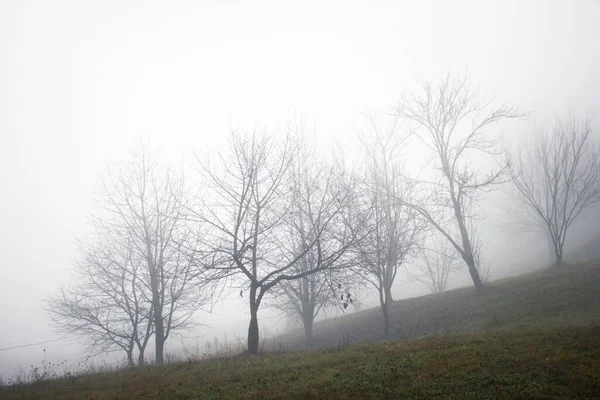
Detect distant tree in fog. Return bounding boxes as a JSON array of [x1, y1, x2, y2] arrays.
[[47, 237, 153, 368], [397, 74, 524, 294], [507, 116, 600, 267], [97, 145, 211, 365], [49, 144, 210, 366], [410, 235, 459, 294], [194, 131, 360, 354], [270, 140, 363, 347], [352, 115, 425, 338]]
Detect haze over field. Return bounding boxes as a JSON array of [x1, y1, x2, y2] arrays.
[[1, 0, 599, 379]]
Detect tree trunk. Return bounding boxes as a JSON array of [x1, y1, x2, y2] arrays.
[[247, 308, 259, 354], [382, 301, 390, 338], [154, 305, 165, 364], [463, 251, 484, 294], [150, 273, 165, 364], [453, 201, 484, 294], [554, 246, 565, 268], [303, 316, 314, 348], [138, 349, 145, 366], [144, 224, 165, 365], [301, 286, 314, 348], [544, 226, 555, 267], [126, 350, 134, 368], [247, 285, 260, 354], [381, 286, 392, 338]]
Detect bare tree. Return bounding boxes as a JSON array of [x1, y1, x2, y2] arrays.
[[270, 142, 362, 347], [196, 131, 359, 354], [507, 116, 600, 267], [89, 144, 208, 365], [352, 116, 424, 338], [496, 189, 558, 267], [47, 235, 153, 367], [271, 270, 358, 347], [410, 235, 459, 294], [397, 74, 524, 294]]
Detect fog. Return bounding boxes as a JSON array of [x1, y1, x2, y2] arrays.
[[1, 0, 599, 379]]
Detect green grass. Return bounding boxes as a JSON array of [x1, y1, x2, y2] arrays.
[[4, 261, 600, 399], [3, 326, 600, 399]]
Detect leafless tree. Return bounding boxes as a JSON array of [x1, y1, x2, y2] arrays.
[[47, 235, 153, 367], [396, 74, 524, 294], [196, 131, 360, 354], [507, 116, 600, 267], [496, 189, 558, 266], [352, 115, 425, 338], [269, 141, 363, 347], [410, 235, 459, 294], [89, 144, 208, 365]]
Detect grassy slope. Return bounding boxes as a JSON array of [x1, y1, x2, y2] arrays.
[[4, 262, 600, 399], [3, 327, 599, 399], [279, 261, 600, 350]]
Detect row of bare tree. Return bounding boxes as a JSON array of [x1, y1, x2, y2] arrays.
[[47, 74, 600, 362]]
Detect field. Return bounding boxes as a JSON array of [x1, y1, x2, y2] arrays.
[[3, 261, 600, 399]]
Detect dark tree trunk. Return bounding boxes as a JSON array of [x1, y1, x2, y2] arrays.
[[247, 308, 259, 354], [545, 226, 565, 267], [463, 251, 484, 294], [154, 304, 165, 364], [144, 226, 165, 365], [380, 285, 393, 338], [454, 201, 484, 295], [150, 274, 165, 364], [303, 316, 314, 348], [301, 288, 314, 348], [138, 349, 145, 366], [545, 226, 555, 267], [554, 248, 565, 268], [126, 350, 134, 368], [247, 285, 260, 354], [382, 302, 390, 338]]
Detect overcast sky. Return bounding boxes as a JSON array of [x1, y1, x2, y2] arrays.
[[1, 0, 599, 378]]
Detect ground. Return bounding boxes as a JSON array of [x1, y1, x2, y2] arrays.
[[3, 261, 600, 399]]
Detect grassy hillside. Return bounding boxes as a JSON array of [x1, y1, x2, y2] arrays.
[[3, 262, 600, 399], [279, 261, 600, 350], [3, 326, 599, 399]]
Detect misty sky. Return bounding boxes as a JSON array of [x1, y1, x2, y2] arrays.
[[1, 0, 599, 378]]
